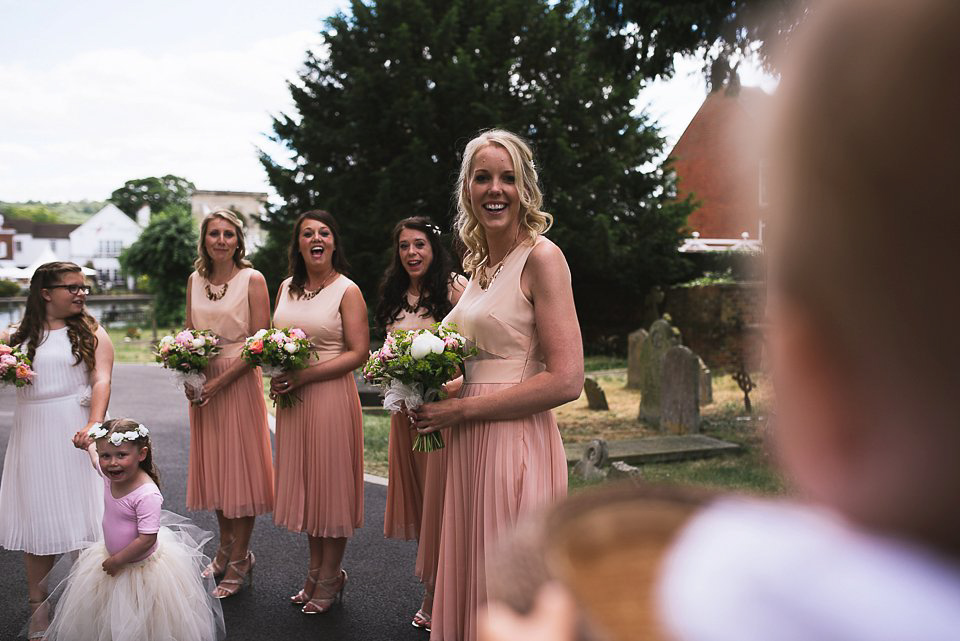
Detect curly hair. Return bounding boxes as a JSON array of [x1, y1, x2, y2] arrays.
[[454, 129, 553, 275], [287, 210, 351, 298], [98, 418, 161, 488], [194, 209, 253, 278], [374, 216, 459, 331], [10, 262, 99, 370]]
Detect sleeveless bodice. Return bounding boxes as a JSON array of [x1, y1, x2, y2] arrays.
[[444, 237, 548, 384], [190, 268, 258, 359], [17, 327, 92, 403], [273, 275, 353, 364]]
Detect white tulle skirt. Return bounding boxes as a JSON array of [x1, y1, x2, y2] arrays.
[[37, 513, 225, 641]]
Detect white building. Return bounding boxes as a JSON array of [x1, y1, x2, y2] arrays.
[[69, 204, 143, 289], [0, 215, 76, 268]]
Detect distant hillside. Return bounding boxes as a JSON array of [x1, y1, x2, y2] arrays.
[[0, 200, 106, 224]]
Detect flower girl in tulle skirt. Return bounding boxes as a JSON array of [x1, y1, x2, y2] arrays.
[[34, 418, 225, 641]]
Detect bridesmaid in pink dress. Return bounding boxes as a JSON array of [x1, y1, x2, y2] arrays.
[[270, 210, 369, 615], [411, 130, 584, 641], [374, 216, 466, 632], [185, 210, 275, 598]]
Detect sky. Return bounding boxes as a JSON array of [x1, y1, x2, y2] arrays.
[[0, 0, 776, 204]]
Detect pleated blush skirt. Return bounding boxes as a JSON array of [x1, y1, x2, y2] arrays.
[[415, 439, 447, 592], [273, 370, 364, 538], [384, 411, 429, 540], [187, 358, 275, 518], [430, 382, 568, 641]]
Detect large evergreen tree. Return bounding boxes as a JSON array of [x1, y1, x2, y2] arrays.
[[259, 0, 694, 340]]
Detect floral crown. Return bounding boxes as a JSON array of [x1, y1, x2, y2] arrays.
[[87, 423, 150, 447]]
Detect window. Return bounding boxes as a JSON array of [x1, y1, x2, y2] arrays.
[[50, 240, 57, 250], [15, 241, 22, 252], [96, 240, 124, 257]]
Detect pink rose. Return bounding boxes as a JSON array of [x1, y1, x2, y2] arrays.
[[270, 332, 285, 343], [443, 337, 459, 350], [16, 364, 32, 380], [0, 344, 12, 355], [290, 328, 306, 340], [175, 330, 193, 346], [1, 354, 16, 366], [249, 339, 264, 355]]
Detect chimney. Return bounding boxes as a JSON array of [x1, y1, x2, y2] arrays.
[[136, 205, 151, 227]]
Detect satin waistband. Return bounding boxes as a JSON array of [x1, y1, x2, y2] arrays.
[[464, 358, 545, 384]]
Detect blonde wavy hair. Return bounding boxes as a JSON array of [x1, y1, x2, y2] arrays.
[[454, 129, 553, 275], [194, 209, 253, 278]]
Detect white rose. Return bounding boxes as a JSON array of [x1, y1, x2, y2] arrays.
[[108, 432, 125, 446], [137, 424, 149, 437], [191, 337, 205, 349], [123, 431, 139, 441], [283, 342, 299, 354], [410, 332, 445, 360], [253, 329, 268, 340], [87, 422, 103, 437], [159, 335, 175, 346]]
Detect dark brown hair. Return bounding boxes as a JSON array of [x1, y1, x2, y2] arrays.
[[99, 418, 161, 488], [287, 210, 351, 298], [11, 262, 98, 369]]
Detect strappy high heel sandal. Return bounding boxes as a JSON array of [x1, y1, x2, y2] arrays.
[[301, 569, 347, 614], [411, 608, 432, 632], [202, 536, 235, 579], [290, 567, 322, 605], [212, 551, 255, 599]]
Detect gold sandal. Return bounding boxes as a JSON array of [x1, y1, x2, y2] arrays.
[[202, 536, 235, 579], [212, 551, 255, 599], [302, 569, 347, 614]]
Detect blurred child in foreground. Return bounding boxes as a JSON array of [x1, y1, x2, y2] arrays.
[[481, 0, 960, 639]]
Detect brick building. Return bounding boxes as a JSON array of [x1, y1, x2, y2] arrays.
[[669, 85, 770, 245]]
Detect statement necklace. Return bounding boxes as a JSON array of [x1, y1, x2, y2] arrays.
[[477, 238, 522, 291], [205, 267, 237, 301], [401, 291, 421, 314], [301, 271, 337, 300], [205, 282, 228, 301]]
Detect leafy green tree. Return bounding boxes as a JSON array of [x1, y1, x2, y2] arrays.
[[260, 0, 694, 339], [109, 175, 196, 220], [589, 0, 807, 89], [120, 206, 197, 326]]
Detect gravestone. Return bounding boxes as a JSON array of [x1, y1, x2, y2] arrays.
[[660, 345, 700, 435], [637, 317, 681, 425], [698, 357, 713, 406], [583, 377, 609, 410], [626, 328, 648, 389], [608, 460, 642, 479], [572, 439, 609, 481]]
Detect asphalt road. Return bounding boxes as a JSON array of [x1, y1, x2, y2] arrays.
[[0, 364, 428, 641]]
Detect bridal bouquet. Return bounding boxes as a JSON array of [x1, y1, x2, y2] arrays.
[[241, 327, 313, 408], [155, 329, 221, 399], [0, 342, 35, 388], [362, 323, 474, 452]]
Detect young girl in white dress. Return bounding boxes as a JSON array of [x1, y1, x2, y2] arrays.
[[0, 262, 112, 638], [39, 418, 225, 641]]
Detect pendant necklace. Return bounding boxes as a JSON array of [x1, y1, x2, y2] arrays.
[[401, 289, 421, 314], [477, 236, 521, 291]]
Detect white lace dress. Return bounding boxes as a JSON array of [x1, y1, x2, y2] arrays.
[[0, 327, 103, 554]]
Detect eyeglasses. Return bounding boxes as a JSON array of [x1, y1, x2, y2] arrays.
[[47, 284, 92, 295]]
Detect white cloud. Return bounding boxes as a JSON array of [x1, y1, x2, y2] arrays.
[[0, 30, 323, 201]]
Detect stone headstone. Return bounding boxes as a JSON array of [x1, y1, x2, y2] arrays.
[[583, 376, 609, 410], [572, 439, 609, 481], [660, 345, 700, 435], [637, 317, 681, 425], [698, 357, 713, 406], [626, 328, 648, 389], [608, 460, 642, 479]]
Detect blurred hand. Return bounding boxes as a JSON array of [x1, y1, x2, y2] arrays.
[[410, 397, 465, 433]]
